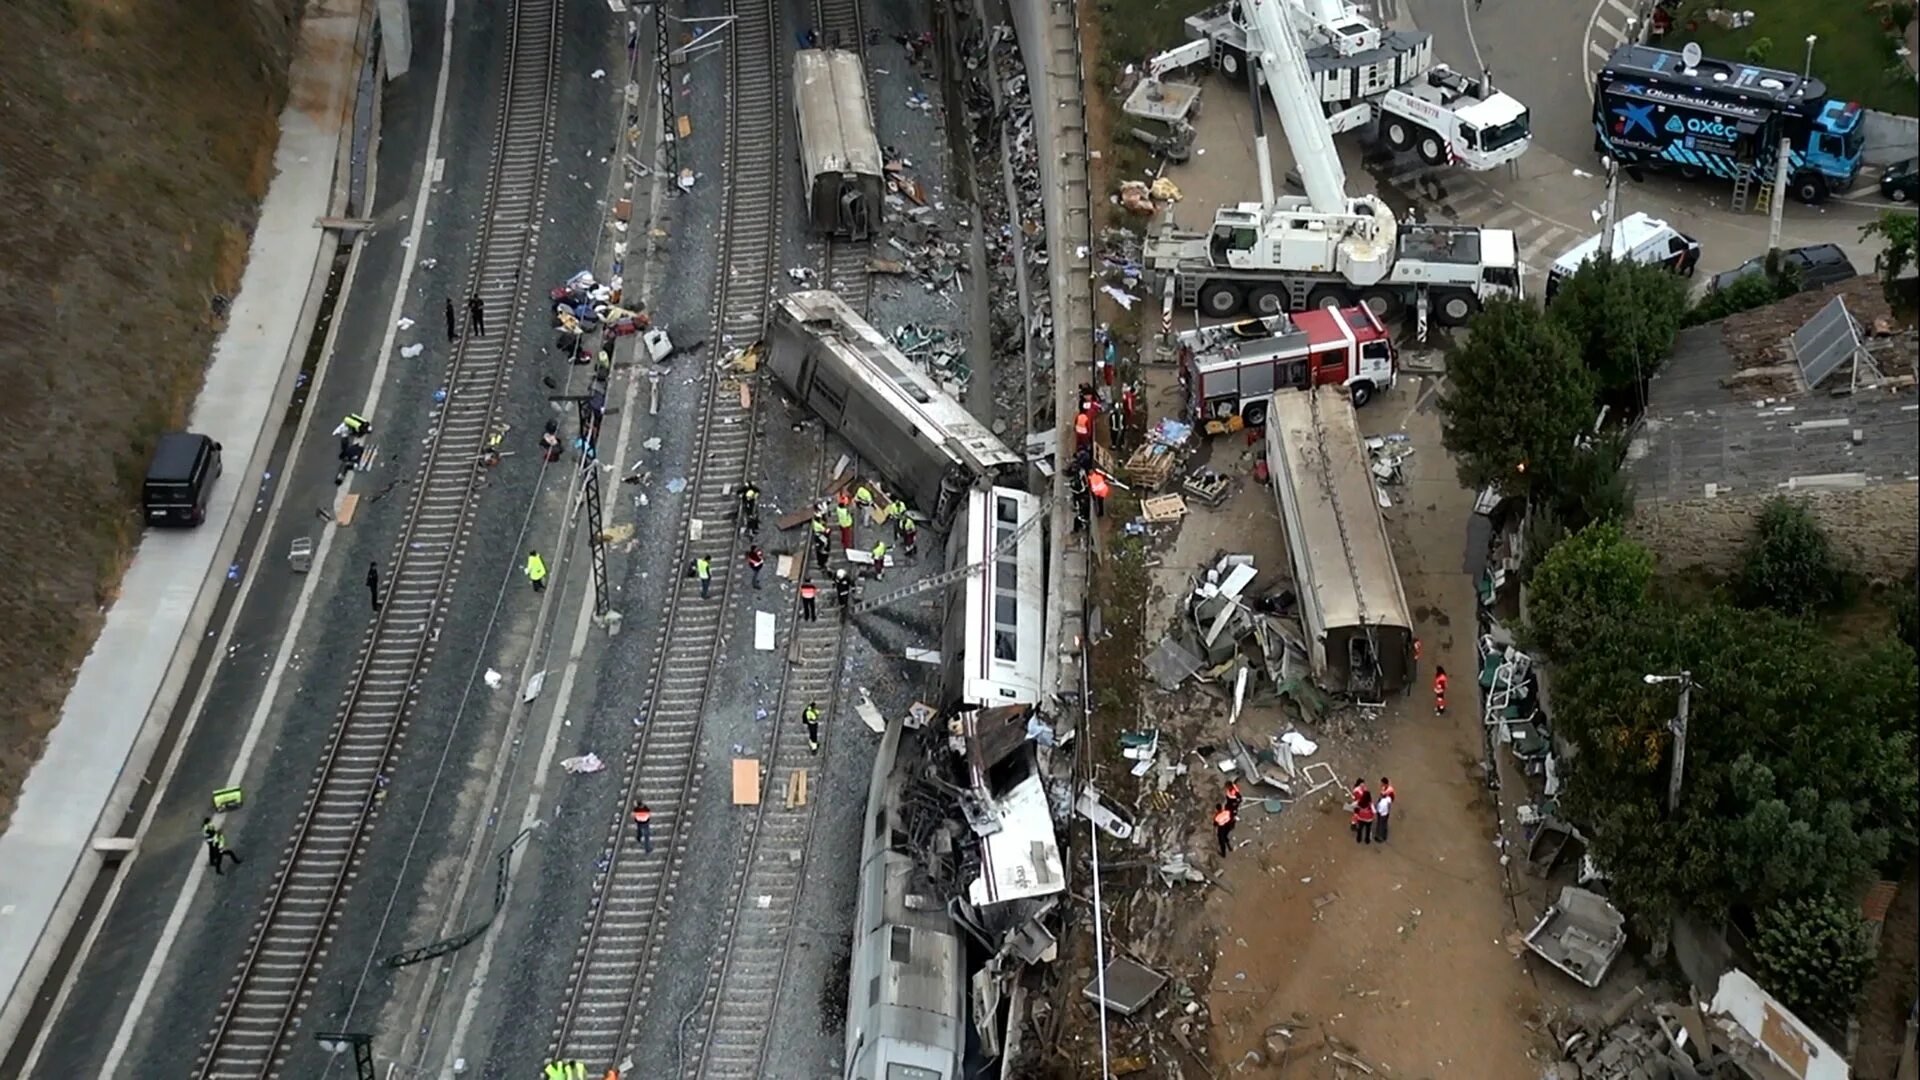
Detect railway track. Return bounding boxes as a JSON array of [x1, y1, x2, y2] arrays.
[[545, 0, 782, 1069], [672, 6, 874, 1074], [674, 441, 851, 1078], [193, 1, 564, 1076], [819, 0, 873, 308]]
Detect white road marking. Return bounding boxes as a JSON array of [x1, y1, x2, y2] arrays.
[[16, 85, 394, 1080], [1594, 16, 1622, 42], [1606, 0, 1637, 20], [1590, 40, 1612, 60], [92, 0, 463, 1074]]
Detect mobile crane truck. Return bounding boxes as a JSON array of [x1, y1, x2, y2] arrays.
[[1126, 0, 1533, 171], [1143, 0, 1523, 326]]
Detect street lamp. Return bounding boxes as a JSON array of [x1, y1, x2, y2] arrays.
[[1643, 671, 1694, 812], [1802, 34, 1818, 84]]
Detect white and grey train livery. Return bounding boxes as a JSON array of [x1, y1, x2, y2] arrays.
[[844, 718, 967, 1080], [943, 486, 1046, 713], [769, 290, 1025, 529], [793, 48, 885, 240]]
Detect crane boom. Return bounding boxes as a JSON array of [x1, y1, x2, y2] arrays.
[[1245, 0, 1348, 214]]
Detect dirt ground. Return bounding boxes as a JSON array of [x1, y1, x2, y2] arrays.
[[1138, 374, 1554, 1078], [0, 0, 298, 829]]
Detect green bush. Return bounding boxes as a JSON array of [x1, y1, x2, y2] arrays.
[[1744, 36, 1774, 63], [1525, 521, 1654, 659], [1737, 497, 1844, 615], [1751, 893, 1876, 1025], [1685, 269, 1795, 326]]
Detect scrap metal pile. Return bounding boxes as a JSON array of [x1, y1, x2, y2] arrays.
[[962, 21, 1055, 438]]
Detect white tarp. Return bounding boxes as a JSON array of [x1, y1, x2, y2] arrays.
[[969, 774, 1066, 907]]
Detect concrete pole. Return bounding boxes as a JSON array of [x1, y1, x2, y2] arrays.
[[1767, 137, 1792, 255], [1666, 672, 1691, 813], [1600, 157, 1621, 262]]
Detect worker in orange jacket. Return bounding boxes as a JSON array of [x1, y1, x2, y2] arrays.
[[1433, 665, 1448, 715]]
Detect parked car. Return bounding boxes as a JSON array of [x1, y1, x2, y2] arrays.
[[1882, 157, 1918, 203], [1707, 244, 1858, 296]]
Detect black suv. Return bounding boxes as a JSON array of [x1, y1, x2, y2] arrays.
[[1708, 244, 1858, 296]]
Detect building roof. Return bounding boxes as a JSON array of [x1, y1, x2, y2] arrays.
[[1627, 323, 1920, 503]]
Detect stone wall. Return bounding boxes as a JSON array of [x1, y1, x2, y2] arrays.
[[1630, 482, 1920, 580]]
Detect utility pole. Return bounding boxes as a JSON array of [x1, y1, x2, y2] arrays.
[[1599, 156, 1621, 262], [1667, 673, 1691, 813], [314, 1032, 375, 1080], [1766, 136, 1792, 256]]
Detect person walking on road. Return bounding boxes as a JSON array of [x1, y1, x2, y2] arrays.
[[695, 555, 713, 599], [799, 579, 819, 622], [525, 550, 548, 592], [466, 293, 486, 337], [1352, 790, 1375, 844], [834, 568, 854, 616], [803, 701, 822, 754], [1374, 781, 1393, 843], [745, 545, 765, 589], [1433, 665, 1448, 715], [203, 817, 241, 875], [366, 561, 382, 612], [444, 297, 459, 341], [1213, 804, 1236, 856], [631, 801, 653, 853]]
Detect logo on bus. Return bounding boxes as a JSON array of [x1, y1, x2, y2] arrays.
[[1664, 115, 1737, 140]]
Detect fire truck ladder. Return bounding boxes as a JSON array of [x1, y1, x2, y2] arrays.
[[1305, 390, 1385, 706], [851, 501, 1047, 615]]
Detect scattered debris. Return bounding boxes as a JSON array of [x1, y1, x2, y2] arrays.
[[1525, 886, 1626, 988], [561, 753, 604, 774]]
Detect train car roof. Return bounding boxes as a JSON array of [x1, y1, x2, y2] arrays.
[[1265, 386, 1412, 634], [778, 290, 1021, 472], [794, 48, 884, 178]]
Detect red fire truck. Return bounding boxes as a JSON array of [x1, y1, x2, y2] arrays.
[[1177, 305, 1397, 429]]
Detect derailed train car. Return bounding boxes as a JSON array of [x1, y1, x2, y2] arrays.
[[793, 48, 885, 239], [768, 290, 1024, 528], [844, 718, 966, 1080]]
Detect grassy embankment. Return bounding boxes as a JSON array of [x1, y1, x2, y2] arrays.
[[0, 0, 300, 829]]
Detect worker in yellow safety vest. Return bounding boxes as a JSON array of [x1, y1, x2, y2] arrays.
[[542, 1060, 587, 1080], [525, 551, 548, 592]]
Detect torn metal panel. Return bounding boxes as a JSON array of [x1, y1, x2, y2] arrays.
[[1708, 969, 1849, 1080], [1525, 886, 1626, 988], [969, 774, 1065, 907], [1082, 956, 1168, 1016], [1144, 635, 1201, 691]]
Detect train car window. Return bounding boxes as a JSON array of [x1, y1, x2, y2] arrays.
[[995, 595, 1018, 627], [996, 557, 1017, 588], [890, 925, 913, 962], [996, 496, 1018, 523], [869, 975, 882, 1007], [994, 630, 1017, 662]]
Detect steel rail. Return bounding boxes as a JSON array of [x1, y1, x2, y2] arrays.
[[544, 0, 782, 1070], [193, 1, 564, 1075]]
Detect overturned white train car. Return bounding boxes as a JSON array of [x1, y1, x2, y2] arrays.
[[769, 290, 1024, 528]]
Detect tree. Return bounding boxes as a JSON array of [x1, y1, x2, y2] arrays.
[[1437, 299, 1595, 500], [1862, 210, 1918, 301], [1737, 496, 1844, 615], [1552, 603, 1918, 925], [1547, 257, 1689, 396], [1685, 267, 1796, 326], [1751, 893, 1876, 1025], [1547, 431, 1633, 529], [1525, 521, 1653, 659]]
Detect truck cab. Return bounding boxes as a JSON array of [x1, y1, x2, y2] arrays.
[[1178, 305, 1397, 425]]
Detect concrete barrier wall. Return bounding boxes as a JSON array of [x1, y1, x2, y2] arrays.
[[1861, 109, 1919, 167], [1629, 482, 1920, 580], [1010, 0, 1096, 704]]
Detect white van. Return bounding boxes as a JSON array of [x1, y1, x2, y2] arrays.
[[1544, 212, 1701, 303]]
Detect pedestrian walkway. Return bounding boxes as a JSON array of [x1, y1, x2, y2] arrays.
[[0, 0, 367, 1049]]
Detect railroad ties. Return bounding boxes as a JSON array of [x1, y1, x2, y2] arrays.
[[546, 0, 783, 1070], [193, 1, 563, 1076]]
